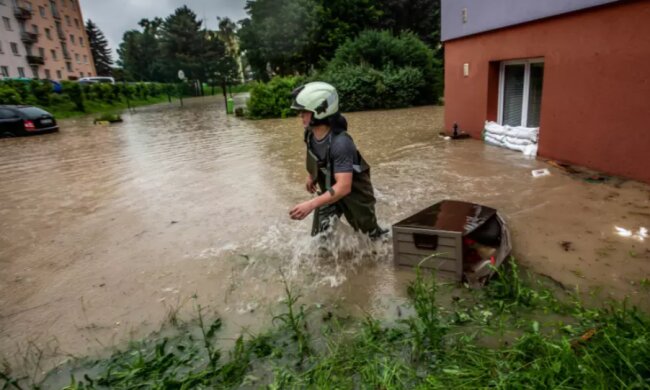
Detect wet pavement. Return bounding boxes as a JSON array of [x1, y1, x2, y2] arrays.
[[1, 95, 649, 374]]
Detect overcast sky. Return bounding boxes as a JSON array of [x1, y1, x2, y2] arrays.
[[81, 0, 248, 61]]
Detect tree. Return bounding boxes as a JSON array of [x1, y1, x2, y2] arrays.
[[117, 18, 164, 81], [238, 0, 319, 80], [377, 0, 441, 47], [86, 20, 114, 76], [159, 6, 204, 82]]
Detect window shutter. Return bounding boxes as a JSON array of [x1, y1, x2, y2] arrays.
[[502, 64, 525, 126], [526, 63, 544, 127]]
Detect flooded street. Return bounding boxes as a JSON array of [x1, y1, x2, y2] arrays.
[[1, 95, 649, 374]]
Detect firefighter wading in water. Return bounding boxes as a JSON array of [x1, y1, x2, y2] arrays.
[[288, 82, 387, 239]]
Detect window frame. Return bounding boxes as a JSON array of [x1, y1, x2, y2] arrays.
[[497, 58, 544, 127]]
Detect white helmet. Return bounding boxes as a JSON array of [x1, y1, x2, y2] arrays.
[[291, 81, 339, 120]]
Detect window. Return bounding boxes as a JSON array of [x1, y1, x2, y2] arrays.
[[50, 49, 57, 60], [45, 28, 51, 39], [79, 72, 83, 77], [45, 69, 51, 79], [38, 47, 45, 58], [74, 18, 79, 28], [75, 53, 79, 62], [1, 66, 9, 77], [32, 24, 38, 34], [3, 16, 11, 31], [10, 42, 19, 55], [39, 6, 45, 17], [31, 65, 38, 78], [65, 15, 70, 26], [56, 69, 61, 79], [0, 41, 3, 53], [79, 37, 83, 46], [18, 67, 25, 77], [69, 34, 75, 44], [498, 59, 545, 128], [83, 55, 87, 64], [65, 61, 72, 71]]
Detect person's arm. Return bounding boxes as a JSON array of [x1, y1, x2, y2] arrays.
[[290, 172, 352, 220]]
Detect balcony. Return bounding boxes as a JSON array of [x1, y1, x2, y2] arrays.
[[13, 6, 33, 20], [21, 31, 39, 44], [52, 10, 61, 20], [27, 55, 45, 65]]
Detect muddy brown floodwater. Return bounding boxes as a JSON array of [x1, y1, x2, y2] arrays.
[[1, 95, 649, 376]]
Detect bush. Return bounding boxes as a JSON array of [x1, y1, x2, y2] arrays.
[[324, 30, 441, 107], [30, 80, 52, 106], [0, 84, 22, 104], [247, 76, 302, 119], [319, 65, 425, 111], [62, 81, 85, 112]]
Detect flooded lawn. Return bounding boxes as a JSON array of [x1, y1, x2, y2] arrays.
[[1, 95, 649, 375]]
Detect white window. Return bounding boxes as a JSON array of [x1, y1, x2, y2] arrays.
[[498, 59, 545, 128], [31, 65, 38, 78], [66, 61, 72, 71], [45, 28, 51, 39], [69, 34, 75, 44], [75, 53, 79, 62], [65, 15, 70, 26], [18, 67, 25, 77], [39, 6, 45, 17], [3, 16, 11, 31], [45, 69, 51, 79], [38, 47, 45, 57], [83, 55, 87, 63], [56, 69, 62, 79], [1, 66, 9, 77], [10, 42, 19, 55], [50, 49, 57, 60]]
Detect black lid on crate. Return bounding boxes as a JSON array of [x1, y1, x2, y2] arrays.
[[393, 200, 496, 235]]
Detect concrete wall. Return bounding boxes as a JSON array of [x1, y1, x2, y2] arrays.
[[443, 1, 650, 183], [442, 0, 620, 41], [0, 1, 31, 78]]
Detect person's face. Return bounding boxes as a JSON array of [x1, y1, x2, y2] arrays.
[[299, 110, 312, 128]]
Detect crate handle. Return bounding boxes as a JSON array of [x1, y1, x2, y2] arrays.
[[413, 234, 438, 250]]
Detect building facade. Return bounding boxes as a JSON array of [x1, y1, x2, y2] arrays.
[[0, 0, 96, 80], [441, 0, 650, 183]]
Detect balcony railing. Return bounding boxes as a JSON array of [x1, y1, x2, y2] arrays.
[[13, 6, 33, 20], [20, 31, 39, 44], [27, 55, 45, 65]]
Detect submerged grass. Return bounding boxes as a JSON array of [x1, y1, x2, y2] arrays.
[[6, 257, 649, 389]]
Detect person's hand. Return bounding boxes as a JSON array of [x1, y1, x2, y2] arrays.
[[305, 175, 316, 193], [290, 200, 316, 220]]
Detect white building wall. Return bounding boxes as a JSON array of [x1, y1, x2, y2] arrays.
[[0, 0, 31, 79]]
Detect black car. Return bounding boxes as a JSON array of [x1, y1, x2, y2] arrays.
[[0, 105, 59, 137]]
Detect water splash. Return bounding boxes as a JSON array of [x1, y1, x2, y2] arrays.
[[255, 218, 392, 287]]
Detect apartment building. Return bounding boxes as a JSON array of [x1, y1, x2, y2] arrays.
[[0, 0, 96, 80]]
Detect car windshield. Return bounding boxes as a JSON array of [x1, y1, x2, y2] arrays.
[[18, 107, 51, 119]]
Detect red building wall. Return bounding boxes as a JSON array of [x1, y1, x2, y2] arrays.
[[444, 1, 650, 183]]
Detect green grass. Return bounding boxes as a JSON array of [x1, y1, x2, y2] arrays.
[[43, 95, 172, 120], [4, 258, 649, 389]]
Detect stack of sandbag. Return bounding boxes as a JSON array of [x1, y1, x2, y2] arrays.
[[483, 121, 539, 157]]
